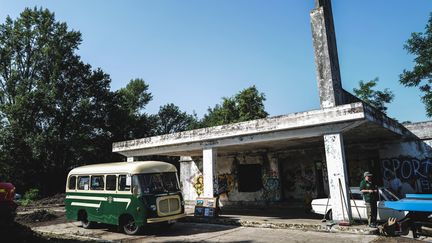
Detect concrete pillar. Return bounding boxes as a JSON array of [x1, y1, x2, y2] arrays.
[[323, 133, 352, 221], [311, 0, 344, 108], [266, 155, 281, 201], [203, 147, 217, 198], [179, 156, 200, 201]]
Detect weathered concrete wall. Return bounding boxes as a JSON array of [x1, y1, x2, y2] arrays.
[[344, 145, 380, 188], [279, 151, 321, 200], [180, 156, 202, 201], [181, 150, 322, 206], [376, 121, 432, 196], [379, 139, 432, 196]]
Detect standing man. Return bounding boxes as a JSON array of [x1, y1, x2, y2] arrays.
[[360, 171, 378, 228]]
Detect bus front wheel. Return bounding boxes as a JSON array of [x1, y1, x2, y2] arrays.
[[121, 215, 142, 235], [78, 210, 95, 229]]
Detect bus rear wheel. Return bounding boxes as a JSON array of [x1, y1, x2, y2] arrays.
[[122, 215, 142, 235]]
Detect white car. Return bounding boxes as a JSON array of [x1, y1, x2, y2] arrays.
[[311, 187, 407, 221]]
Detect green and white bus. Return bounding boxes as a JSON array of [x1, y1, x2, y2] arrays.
[[65, 161, 185, 235]]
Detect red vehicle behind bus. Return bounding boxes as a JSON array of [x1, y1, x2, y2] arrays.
[[0, 182, 17, 222]]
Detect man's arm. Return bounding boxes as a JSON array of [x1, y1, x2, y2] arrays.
[[360, 180, 377, 193]]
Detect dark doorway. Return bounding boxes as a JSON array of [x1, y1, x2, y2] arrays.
[[238, 164, 262, 192]]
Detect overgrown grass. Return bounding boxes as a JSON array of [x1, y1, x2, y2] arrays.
[[19, 188, 40, 206]]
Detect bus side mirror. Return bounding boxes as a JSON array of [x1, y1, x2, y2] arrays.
[[132, 186, 139, 196]]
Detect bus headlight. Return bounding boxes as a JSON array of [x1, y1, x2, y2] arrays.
[[150, 205, 157, 211]]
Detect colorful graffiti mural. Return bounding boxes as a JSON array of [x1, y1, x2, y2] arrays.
[[214, 174, 235, 196], [193, 175, 204, 196], [381, 157, 432, 195], [262, 170, 280, 201], [191, 174, 235, 197]]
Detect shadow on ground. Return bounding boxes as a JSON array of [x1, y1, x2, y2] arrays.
[[219, 207, 323, 220], [0, 221, 96, 243], [85, 221, 240, 237]]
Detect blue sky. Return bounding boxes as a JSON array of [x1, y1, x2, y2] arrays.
[[0, 0, 431, 122]]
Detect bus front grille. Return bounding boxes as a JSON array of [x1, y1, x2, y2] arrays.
[[157, 195, 181, 216]]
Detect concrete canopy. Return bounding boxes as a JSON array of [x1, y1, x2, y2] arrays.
[[112, 102, 414, 158]]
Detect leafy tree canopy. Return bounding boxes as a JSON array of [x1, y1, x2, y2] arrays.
[[201, 85, 268, 127], [117, 78, 152, 116], [153, 103, 199, 135], [0, 8, 153, 194], [353, 77, 394, 114], [400, 13, 432, 116]]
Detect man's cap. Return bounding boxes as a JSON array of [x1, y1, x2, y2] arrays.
[[364, 172, 373, 177]]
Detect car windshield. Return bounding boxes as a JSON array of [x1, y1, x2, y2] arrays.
[[137, 172, 179, 194], [380, 188, 400, 201]]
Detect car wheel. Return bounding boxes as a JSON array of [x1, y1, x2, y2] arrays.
[[122, 216, 142, 235], [325, 210, 333, 220]]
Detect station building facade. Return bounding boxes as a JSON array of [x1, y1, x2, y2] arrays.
[[111, 0, 432, 221]]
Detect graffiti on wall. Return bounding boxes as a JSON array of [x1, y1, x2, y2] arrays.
[[191, 174, 235, 197], [281, 162, 317, 200], [214, 174, 235, 196], [193, 175, 204, 196], [262, 170, 281, 201], [381, 157, 432, 195]]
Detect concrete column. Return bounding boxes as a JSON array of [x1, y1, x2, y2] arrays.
[[311, 0, 344, 108], [179, 156, 200, 201], [203, 147, 217, 198], [323, 133, 352, 221], [267, 155, 281, 201]]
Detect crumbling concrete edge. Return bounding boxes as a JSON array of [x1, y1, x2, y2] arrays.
[[181, 217, 378, 235]]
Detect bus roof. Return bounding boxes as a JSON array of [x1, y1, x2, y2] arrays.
[[68, 161, 177, 176]]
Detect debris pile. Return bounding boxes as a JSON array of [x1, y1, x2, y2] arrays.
[[16, 210, 58, 223]]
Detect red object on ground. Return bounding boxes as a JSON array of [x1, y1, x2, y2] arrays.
[[0, 182, 16, 202], [0, 182, 17, 222]]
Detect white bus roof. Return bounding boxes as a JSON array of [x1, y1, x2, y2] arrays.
[[68, 161, 177, 176]]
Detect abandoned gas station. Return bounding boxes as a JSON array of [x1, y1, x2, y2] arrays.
[[111, 0, 432, 222]]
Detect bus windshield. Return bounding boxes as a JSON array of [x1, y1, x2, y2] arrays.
[[137, 172, 179, 194]]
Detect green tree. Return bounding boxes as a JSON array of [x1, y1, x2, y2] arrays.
[[353, 78, 394, 114], [108, 78, 155, 141], [153, 103, 198, 135], [400, 13, 432, 116], [201, 85, 268, 127], [0, 7, 118, 193], [0, 8, 155, 194]]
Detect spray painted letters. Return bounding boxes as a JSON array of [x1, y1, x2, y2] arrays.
[[381, 157, 432, 193]]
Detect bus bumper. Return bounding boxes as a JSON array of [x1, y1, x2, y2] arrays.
[[147, 213, 186, 223]]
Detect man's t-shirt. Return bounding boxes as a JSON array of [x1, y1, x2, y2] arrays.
[[359, 179, 377, 203]]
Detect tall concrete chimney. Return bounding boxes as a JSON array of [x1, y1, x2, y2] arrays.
[[311, 0, 344, 108]]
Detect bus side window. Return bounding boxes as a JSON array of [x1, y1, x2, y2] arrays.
[[68, 176, 76, 190], [106, 175, 116, 191], [91, 175, 104, 190], [118, 175, 131, 191], [78, 176, 90, 190]]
